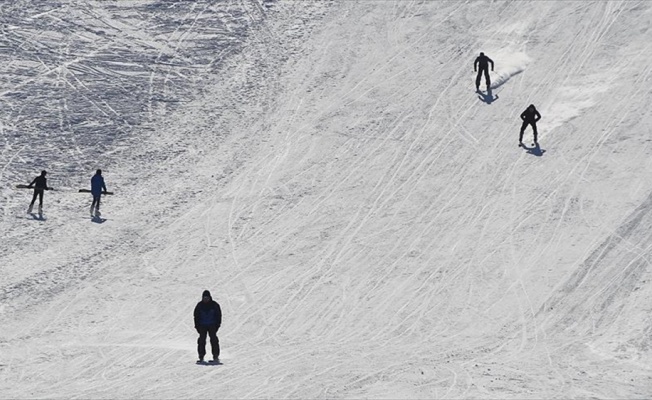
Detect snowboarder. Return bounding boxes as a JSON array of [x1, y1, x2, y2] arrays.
[[90, 169, 108, 216], [194, 290, 221, 363], [26, 170, 49, 214], [519, 104, 542, 146], [474, 52, 494, 92]]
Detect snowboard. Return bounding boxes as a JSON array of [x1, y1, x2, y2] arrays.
[[79, 189, 114, 195], [16, 184, 53, 190]]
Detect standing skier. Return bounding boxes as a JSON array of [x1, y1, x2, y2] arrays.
[[519, 104, 542, 146], [194, 290, 222, 363], [26, 170, 50, 214], [474, 52, 494, 92], [90, 169, 108, 216]]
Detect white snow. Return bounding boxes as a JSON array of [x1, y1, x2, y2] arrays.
[[1, 0, 652, 398], [486, 50, 530, 90]]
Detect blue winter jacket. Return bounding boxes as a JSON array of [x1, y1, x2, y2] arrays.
[[195, 303, 221, 327], [193, 291, 222, 329], [91, 175, 106, 197]]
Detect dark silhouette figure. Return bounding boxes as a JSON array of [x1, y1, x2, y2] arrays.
[[194, 290, 222, 363], [519, 104, 542, 146], [90, 169, 108, 215], [27, 170, 48, 214], [474, 52, 494, 92]]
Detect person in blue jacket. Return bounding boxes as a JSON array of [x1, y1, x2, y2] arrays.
[[90, 169, 108, 215], [193, 290, 222, 362]]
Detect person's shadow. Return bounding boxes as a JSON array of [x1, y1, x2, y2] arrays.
[[478, 88, 498, 104], [522, 142, 546, 157], [91, 215, 107, 224], [32, 213, 46, 221]]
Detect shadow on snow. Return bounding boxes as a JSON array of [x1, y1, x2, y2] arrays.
[[478, 88, 499, 104], [522, 142, 546, 157]]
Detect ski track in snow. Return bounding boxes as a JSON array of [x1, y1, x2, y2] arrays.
[[1, 0, 652, 398]]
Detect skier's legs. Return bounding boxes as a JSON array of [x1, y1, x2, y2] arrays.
[[484, 69, 491, 89], [519, 121, 528, 143], [91, 195, 101, 210], [532, 122, 539, 144], [37, 190, 43, 207], [208, 327, 220, 359], [197, 327, 208, 358], [475, 70, 482, 90], [28, 190, 38, 212]]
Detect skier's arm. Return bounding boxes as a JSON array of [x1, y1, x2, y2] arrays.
[[534, 110, 541, 121], [520, 110, 527, 121], [193, 304, 200, 330], [27, 177, 36, 188], [215, 303, 222, 330], [488, 57, 494, 71], [474, 57, 479, 72]]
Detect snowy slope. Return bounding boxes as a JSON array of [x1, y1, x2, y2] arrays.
[[1, 0, 651, 398]]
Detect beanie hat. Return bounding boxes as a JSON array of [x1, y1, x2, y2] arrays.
[[202, 290, 212, 300]]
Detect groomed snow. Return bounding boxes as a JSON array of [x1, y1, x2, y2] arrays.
[[1, 0, 651, 398]]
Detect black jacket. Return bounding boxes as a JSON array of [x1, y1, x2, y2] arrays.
[[194, 291, 222, 330], [29, 175, 47, 190], [520, 106, 541, 123], [474, 54, 494, 71]]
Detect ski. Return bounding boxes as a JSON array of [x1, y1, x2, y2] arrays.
[[79, 189, 114, 195], [16, 184, 53, 190]]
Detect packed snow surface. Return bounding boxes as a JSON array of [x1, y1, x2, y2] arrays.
[[1, 0, 651, 398]]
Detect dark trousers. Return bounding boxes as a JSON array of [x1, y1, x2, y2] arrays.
[[30, 189, 44, 206], [197, 326, 220, 358], [520, 120, 538, 143], [91, 195, 101, 210], [476, 68, 490, 89]]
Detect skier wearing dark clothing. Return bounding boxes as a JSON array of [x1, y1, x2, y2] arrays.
[[27, 170, 49, 214], [194, 290, 221, 362], [90, 169, 108, 215], [519, 104, 542, 146], [474, 52, 494, 92]]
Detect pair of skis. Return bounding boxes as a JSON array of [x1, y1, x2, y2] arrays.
[[15, 184, 53, 190], [15, 185, 114, 218], [196, 359, 221, 365], [15, 185, 114, 195]]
